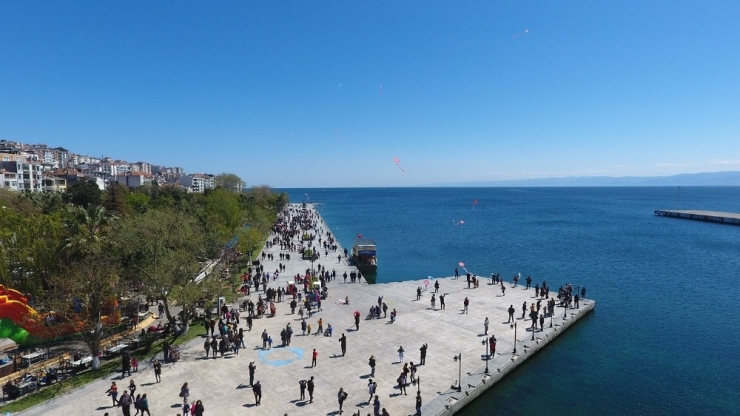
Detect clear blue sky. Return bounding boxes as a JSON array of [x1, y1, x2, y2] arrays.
[[2, 1, 739, 187]]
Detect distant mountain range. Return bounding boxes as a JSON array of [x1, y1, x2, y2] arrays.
[[438, 171, 740, 187]]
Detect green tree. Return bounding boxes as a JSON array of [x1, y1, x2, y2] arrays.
[[41, 254, 123, 370], [65, 179, 103, 208], [114, 209, 209, 334], [104, 183, 131, 217], [61, 205, 115, 260], [214, 173, 245, 193]]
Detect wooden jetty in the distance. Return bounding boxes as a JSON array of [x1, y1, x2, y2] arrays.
[[654, 209, 740, 225]]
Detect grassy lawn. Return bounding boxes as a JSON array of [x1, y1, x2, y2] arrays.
[[0, 325, 206, 413]]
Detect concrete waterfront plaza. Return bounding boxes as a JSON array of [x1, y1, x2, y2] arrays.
[[20, 205, 594, 416]]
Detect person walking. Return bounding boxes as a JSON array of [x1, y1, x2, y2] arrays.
[[137, 393, 151, 416], [397, 373, 407, 395], [210, 337, 217, 358], [398, 346, 405, 363], [118, 390, 133, 416], [415, 390, 422, 416], [307, 376, 315, 403], [128, 379, 137, 397], [248, 361, 256, 386], [484, 317, 489, 335], [312, 348, 318, 367], [430, 294, 436, 309], [337, 387, 348, 414], [373, 395, 381, 416], [367, 379, 376, 403], [501, 285, 506, 296], [339, 333, 347, 356], [261, 329, 269, 349], [179, 382, 190, 403], [107, 381, 118, 406], [369, 355, 376, 376], [253, 380, 262, 406], [153, 359, 162, 383]]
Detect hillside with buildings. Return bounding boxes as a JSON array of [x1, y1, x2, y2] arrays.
[[0, 139, 216, 193]]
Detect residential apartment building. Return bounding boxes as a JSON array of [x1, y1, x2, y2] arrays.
[[179, 173, 215, 193], [0, 161, 43, 192]]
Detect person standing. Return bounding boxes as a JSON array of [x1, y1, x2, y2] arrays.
[[369, 355, 376, 376], [507, 305, 515, 323], [307, 376, 315, 403], [454, 267, 459, 279], [522, 302, 527, 319], [193, 399, 204, 416], [419, 343, 427, 365], [484, 317, 489, 335], [430, 294, 436, 309], [463, 297, 469, 314], [415, 390, 422, 416], [210, 338, 217, 358], [252, 380, 262, 406], [339, 333, 347, 356], [317, 318, 324, 335], [398, 346, 405, 363], [354, 313, 360, 331], [337, 387, 348, 414], [248, 361, 256, 386], [525, 275, 532, 289], [440, 295, 445, 310], [373, 395, 381, 416], [434, 280, 439, 293], [261, 329, 269, 349], [182, 399, 190, 416], [299, 379, 307, 400], [416, 287, 422, 301], [312, 348, 318, 367], [153, 359, 162, 383], [501, 285, 506, 296]]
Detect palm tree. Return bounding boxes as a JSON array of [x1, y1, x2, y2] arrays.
[[61, 205, 116, 259]]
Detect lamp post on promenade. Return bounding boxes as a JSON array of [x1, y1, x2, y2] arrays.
[[510, 322, 517, 354], [550, 305, 553, 328], [531, 319, 536, 341], [481, 339, 490, 374], [417, 376, 421, 393], [452, 353, 462, 392]]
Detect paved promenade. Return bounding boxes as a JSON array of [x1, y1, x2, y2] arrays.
[[18, 204, 594, 416]]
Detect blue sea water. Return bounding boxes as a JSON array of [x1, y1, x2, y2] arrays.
[[282, 187, 740, 415]]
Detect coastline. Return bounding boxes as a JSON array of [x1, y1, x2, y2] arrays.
[[16, 203, 595, 416]]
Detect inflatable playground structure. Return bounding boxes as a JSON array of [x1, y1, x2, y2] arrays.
[[0, 285, 120, 346]]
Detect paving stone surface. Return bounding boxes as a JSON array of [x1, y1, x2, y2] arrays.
[[18, 204, 593, 416]]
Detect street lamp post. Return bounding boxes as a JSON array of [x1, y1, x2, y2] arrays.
[[481, 339, 490, 374], [417, 375, 421, 393], [531, 319, 536, 340], [510, 322, 517, 354], [550, 304, 553, 328], [563, 301, 568, 319], [452, 353, 462, 392]]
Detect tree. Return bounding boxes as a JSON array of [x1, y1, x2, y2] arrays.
[[41, 254, 123, 370], [61, 205, 115, 260], [65, 179, 102, 209], [114, 209, 209, 334], [214, 173, 245, 193], [104, 183, 131, 217]]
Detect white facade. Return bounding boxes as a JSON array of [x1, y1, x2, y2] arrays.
[[179, 174, 215, 193], [0, 161, 43, 192]]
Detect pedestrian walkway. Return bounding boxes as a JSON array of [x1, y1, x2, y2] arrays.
[[17, 204, 594, 416]]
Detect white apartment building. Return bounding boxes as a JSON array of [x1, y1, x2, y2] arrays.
[[0, 161, 43, 192], [179, 173, 215, 193]]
